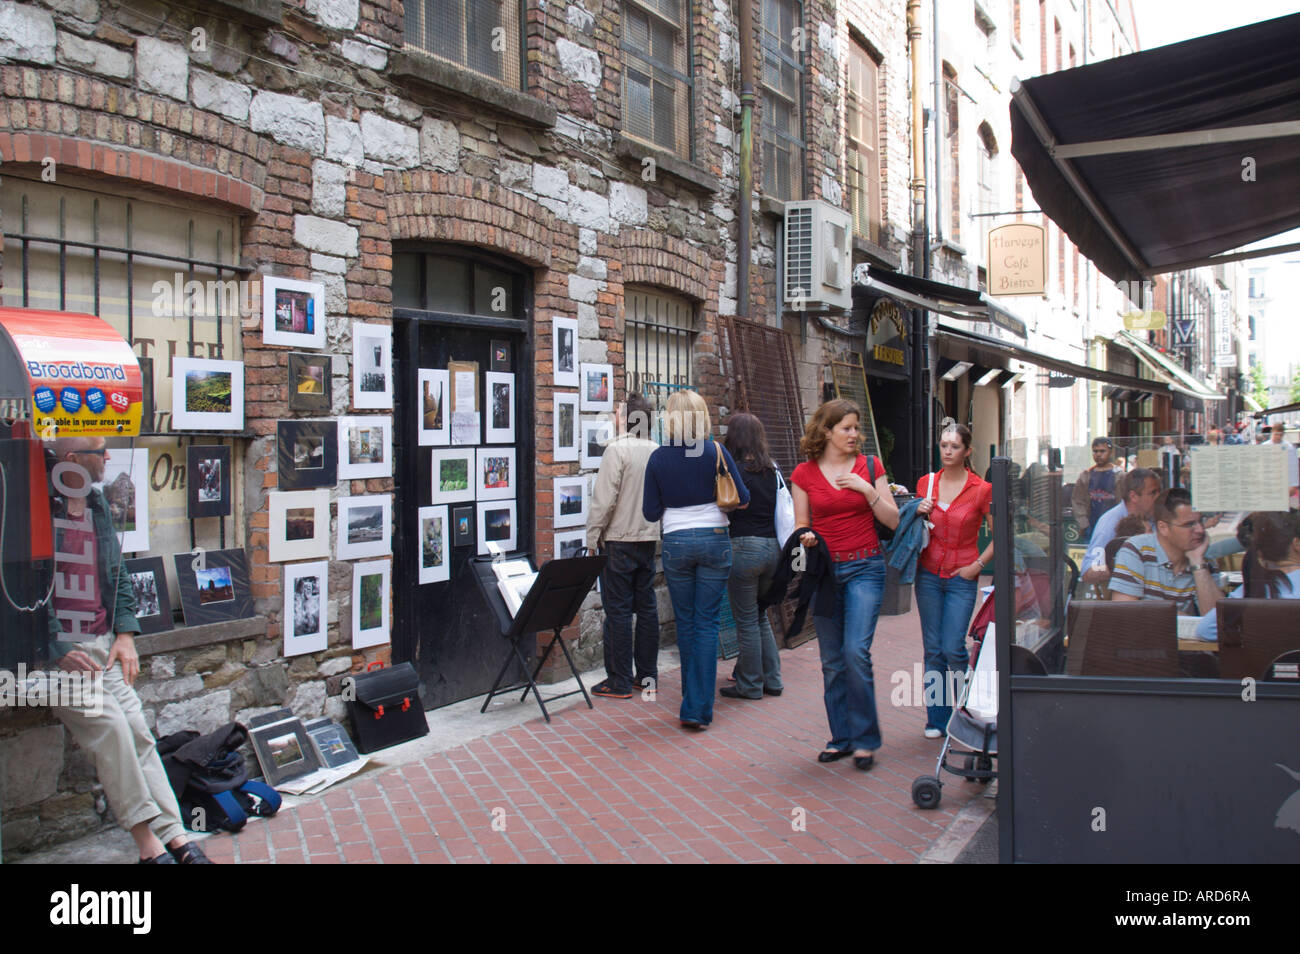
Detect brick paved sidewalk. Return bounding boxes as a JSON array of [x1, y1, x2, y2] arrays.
[[202, 608, 986, 863]]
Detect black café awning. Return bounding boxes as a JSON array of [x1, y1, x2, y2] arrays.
[[1010, 13, 1300, 287], [854, 268, 1028, 339]]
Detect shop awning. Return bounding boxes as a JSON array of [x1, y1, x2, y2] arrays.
[[1009, 13, 1300, 286], [854, 267, 1028, 338], [1243, 394, 1265, 413], [1110, 331, 1226, 402], [1255, 400, 1300, 418]]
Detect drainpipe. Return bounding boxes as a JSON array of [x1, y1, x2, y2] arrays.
[[737, 0, 755, 321], [908, 0, 926, 278], [909, 0, 930, 483]]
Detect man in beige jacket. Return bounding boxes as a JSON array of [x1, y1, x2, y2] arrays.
[[586, 393, 660, 699]]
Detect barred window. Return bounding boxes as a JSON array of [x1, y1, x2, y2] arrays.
[[761, 0, 804, 201], [625, 288, 695, 400], [846, 40, 881, 242], [405, 0, 524, 90], [622, 0, 692, 159]]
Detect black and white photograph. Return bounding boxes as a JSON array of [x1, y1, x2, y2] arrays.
[[418, 505, 450, 584], [417, 369, 449, 446], [476, 500, 517, 555], [581, 417, 614, 469], [171, 357, 245, 430], [101, 447, 149, 552], [580, 362, 613, 412], [553, 391, 581, 461], [476, 447, 516, 502], [552, 316, 578, 388], [282, 560, 328, 656], [484, 371, 515, 444], [288, 352, 332, 413], [452, 505, 474, 547], [268, 489, 330, 562], [173, 548, 255, 626], [352, 321, 393, 409], [337, 494, 392, 560], [351, 559, 391, 649], [554, 475, 587, 528], [277, 420, 338, 490], [124, 556, 174, 635], [262, 276, 325, 349], [337, 416, 393, 480], [186, 444, 233, 519], [554, 530, 587, 561]]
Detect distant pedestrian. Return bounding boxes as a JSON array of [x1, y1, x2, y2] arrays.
[[1071, 436, 1120, 543]]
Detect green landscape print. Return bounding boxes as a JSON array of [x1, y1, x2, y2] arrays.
[[185, 370, 233, 413], [439, 458, 469, 492], [359, 573, 383, 630]]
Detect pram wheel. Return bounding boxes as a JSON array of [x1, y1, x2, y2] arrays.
[[962, 754, 994, 783], [911, 775, 942, 810]]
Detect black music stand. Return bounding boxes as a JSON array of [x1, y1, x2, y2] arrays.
[[472, 552, 606, 722]]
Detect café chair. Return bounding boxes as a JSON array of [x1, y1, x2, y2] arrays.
[[1216, 599, 1300, 681], [1065, 601, 1179, 677]]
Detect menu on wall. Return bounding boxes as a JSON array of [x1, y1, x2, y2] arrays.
[[1189, 445, 1290, 512]]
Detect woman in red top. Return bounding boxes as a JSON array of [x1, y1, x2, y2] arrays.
[[791, 399, 898, 770], [914, 421, 994, 737]]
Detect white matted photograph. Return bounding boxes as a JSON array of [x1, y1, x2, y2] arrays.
[[336, 494, 392, 560], [581, 417, 614, 469], [553, 391, 580, 462], [554, 529, 587, 561], [100, 447, 149, 553], [283, 560, 329, 657], [430, 447, 475, 504], [337, 416, 392, 480], [171, 358, 245, 431], [352, 559, 391, 649], [580, 362, 613, 412], [484, 371, 515, 444], [417, 368, 449, 446], [418, 505, 450, 584], [352, 322, 393, 410], [262, 276, 325, 350], [476, 500, 517, 556], [552, 316, 579, 389], [268, 489, 331, 563], [553, 474, 587, 528], [476, 447, 516, 502]]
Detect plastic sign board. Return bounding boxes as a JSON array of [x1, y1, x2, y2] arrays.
[[0, 307, 144, 437], [987, 223, 1046, 296], [1123, 310, 1167, 331]]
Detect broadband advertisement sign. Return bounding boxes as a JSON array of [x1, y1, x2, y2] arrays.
[[0, 308, 143, 437]]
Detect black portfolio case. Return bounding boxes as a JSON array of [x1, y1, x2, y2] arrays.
[[346, 662, 429, 754]]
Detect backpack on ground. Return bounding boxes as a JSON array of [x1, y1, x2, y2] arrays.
[[157, 722, 282, 834]]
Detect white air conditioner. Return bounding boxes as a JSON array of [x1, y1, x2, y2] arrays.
[[783, 199, 853, 312]]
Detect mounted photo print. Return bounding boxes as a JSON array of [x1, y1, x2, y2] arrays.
[[172, 358, 244, 431], [337, 416, 392, 480], [186, 444, 233, 519], [476, 500, 517, 556], [476, 447, 516, 502], [553, 474, 587, 529], [490, 339, 511, 372], [484, 371, 515, 444], [283, 560, 329, 657], [262, 276, 325, 349], [288, 352, 332, 413], [580, 362, 613, 412], [352, 321, 393, 410], [581, 417, 614, 470], [268, 489, 331, 563], [418, 505, 450, 584], [277, 419, 338, 490], [124, 556, 174, 635], [417, 369, 449, 446], [336, 494, 392, 560], [101, 446, 149, 553], [553, 391, 580, 462], [172, 548, 255, 626], [352, 559, 391, 649], [554, 529, 587, 561], [430, 448, 475, 504], [250, 715, 321, 787], [552, 316, 578, 388], [452, 505, 474, 547]]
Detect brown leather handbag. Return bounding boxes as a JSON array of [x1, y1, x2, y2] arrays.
[[714, 443, 741, 512]]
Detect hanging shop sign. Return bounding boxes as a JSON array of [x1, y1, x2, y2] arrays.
[[1123, 310, 1167, 331], [865, 298, 907, 368], [1214, 290, 1236, 369], [1172, 317, 1196, 349], [987, 223, 1046, 297]]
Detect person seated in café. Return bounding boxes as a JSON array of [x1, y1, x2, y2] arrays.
[[1080, 467, 1161, 587], [1109, 488, 1224, 617], [1192, 510, 1300, 641]]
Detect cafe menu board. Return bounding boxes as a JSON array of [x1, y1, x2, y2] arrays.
[[1189, 445, 1289, 512]]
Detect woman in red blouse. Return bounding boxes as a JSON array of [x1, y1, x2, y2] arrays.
[[914, 421, 994, 737]]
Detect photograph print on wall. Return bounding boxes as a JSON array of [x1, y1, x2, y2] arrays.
[[553, 474, 587, 528], [172, 358, 245, 431], [581, 417, 614, 469], [417, 505, 450, 584], [417, 369, 449, 446], [552, 316, 578, 388], [430, 448, 475, 504], [277, 420, 338, 490], [336, 494, 392, 560], [124, 556, 173, 635], [101, 447, 149, 553], [262, 276, 325, 350], [452, 505, 474, 546], [553, 391, 580, 462], [476, 500, 517, 555], [476, 447, 516, 502], [287, 352, 332, 413], [337, 416, 392, 480], [267, 489, 331, 562], [283, 560, 329, 657], [490, 339, 511, 372], [554, 529, 587, 561], [352, 559, 391, 649], [579, 362, 613, 412], [351, 322, 393, 410], [484, 371, 515, 444], [186, 444, 233, 519], [172, 548, 255, 626]]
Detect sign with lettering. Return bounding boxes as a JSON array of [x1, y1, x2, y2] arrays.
[[1123, 310, 1167, 331], [865, 298, 908, 369], [987, 223, 1046, 297], [1172, 317, 1195, 349]]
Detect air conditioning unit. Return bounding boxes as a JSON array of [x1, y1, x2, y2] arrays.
[[783, 199, 853, 312]]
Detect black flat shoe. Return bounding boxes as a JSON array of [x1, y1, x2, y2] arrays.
[[719, 685, 760, 699], [763, 687, 783, 697], [817, 749, 851, 763], [139, 852, 177, 864], [170, 842, 215, 864], [853, 754, 875, 771]]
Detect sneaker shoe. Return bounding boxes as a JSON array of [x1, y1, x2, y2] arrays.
[[923, 727, 944, 739], [592, 680, 633, 699]]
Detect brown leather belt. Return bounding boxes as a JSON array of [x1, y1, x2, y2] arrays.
[[830, 545, 882, 562]]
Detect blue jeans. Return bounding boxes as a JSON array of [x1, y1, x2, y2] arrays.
[[814, 556, 886, 752], [661, 527, 733, 725], [914, 568, 979, 731], [726, 536, 783, 697], [600, 541, 660, 691]]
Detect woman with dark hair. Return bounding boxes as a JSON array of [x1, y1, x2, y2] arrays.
[[792, 399, 898, 769], [914, 420, 994, 738], [1194, 511, 1300, 640], [720, 413, 783, 700]]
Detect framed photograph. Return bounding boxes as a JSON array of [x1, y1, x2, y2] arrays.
[[262, 276, 325, 349], [288, 352, 332, 413], [553, 316, 578, 389], [476, 447, 516, 502], [490, 339, 511, 372], [553, 391, 580, 462], [337, 416, 392, 480], [554, 529, 587, 561], [417, 369, 449, 446], [352, 559, 391, 649], [186, 445, 232, 519], [418, 505, 450, 584], [554, 474, 587, 528], [484, 371, 515, 444], [304, 717, 360, 769], [352, 321, 393, 410], [283, 560, 328, 657], [452, 505, 474, 546], [172, 548, 255, 626], [250, 716, 321, 786], [267, 489, 331, 562], [172, 357, 244, 431], [581, 417, 614, 470], [101, 447, 149, 553], [124, 556, 173, 635], [580, 362, 613, 412], [476, 500, 517, 556], [430, 448, 475, 504], [277, 419, 338, 490], [337, 494, 392, 560]]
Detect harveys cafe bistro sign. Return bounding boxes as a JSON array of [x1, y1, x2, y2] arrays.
[[865, 298, 908, 372], [988, 223, 1046, 297]]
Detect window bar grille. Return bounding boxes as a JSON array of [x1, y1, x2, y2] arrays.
[[92, 199, 101, 317], [58, 198, 67, 312]]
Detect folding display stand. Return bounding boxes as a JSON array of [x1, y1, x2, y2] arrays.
[[472, 552, 606, 722]]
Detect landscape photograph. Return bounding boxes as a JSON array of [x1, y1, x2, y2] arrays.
[[195, 566, 235, 605], [184, 369, 233, 414]]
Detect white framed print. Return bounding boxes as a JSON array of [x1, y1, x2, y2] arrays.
[[417, 369, 449, 446], [268, 489, 331, 563], [337, 415, 392, 480], [101, 447, 149, 553], [336, 494, 392, 560], [418, 505, 450, 584], [430, 448, 475, 504], [476, 447, 516, 502], [283, 560, 329, 657], [476, 500, 517, 555], [581, 417, 614, 469], [262, 276, 325, 349], [352, 321, 393, 410], [554, 474, 587, 528], [552, 316, 579, 389], [580, 362, 613, 412], [351, 559, 391, 649], [554, 391, 580, 462], [172, 358, 245, 430], [555, 529, 587, 560], [484, 371, 515, 444]]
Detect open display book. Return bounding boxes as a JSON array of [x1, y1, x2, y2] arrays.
[[493, 558, 537, 617]]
